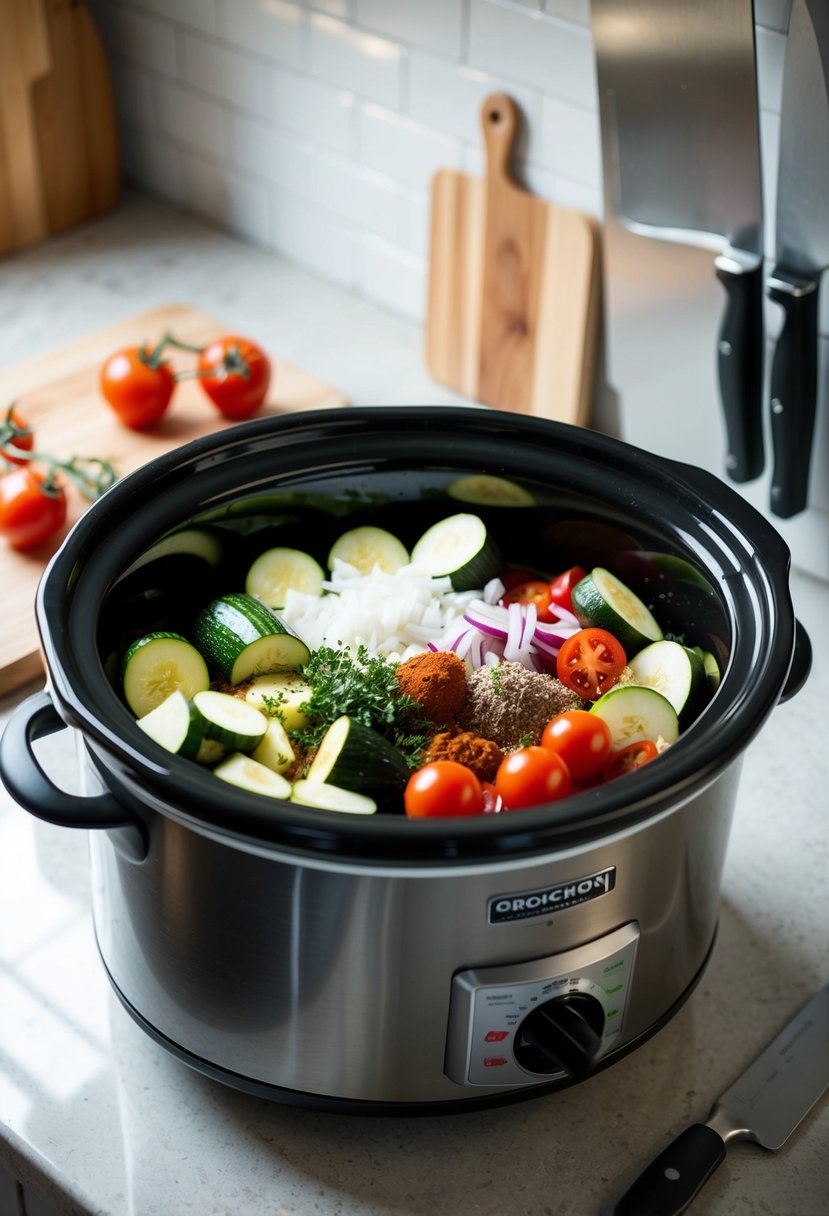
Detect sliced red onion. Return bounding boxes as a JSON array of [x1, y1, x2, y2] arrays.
[[550, 604, 580, 627], [454, 629, 475, 660], [518, 600, 537, 657], [463, 601, 510, 639], [483, 576, 505, 605]]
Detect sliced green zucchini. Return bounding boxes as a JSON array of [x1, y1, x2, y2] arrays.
[[245, 546, 325, 608], [410, 513, 502, 591], [305, 715, 409, 796], [693, 646, 722, 693], [290, 780, 377, 815], [244, 671, 312, 729], [194, 593, 310, 685], [120, 527, 223, 578], [327, 526, 409, 574], [628, 640, 706, 726], [446, 475, 536, 507], [190, 690, 268, 752], [251, 718, 295, 773], [571, 568, 663, 656], [590, 685, 679, 750], [213, 753, 292, 799], [135, 690, 223, 763], [122, 631, 210, 717]]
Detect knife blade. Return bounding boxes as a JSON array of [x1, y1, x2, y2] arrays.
[[614, 979, 829, 1216], [767, 0, 829, 518], [595, 0, 765, 483]]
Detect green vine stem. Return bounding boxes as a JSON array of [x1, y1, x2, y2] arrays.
[[1, 406, 118, 500]]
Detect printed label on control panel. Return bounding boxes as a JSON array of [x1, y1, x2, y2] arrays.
[[488, 867, 616, 923]]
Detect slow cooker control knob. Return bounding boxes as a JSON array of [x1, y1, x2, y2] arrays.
[[513, 992, 606, 1079]]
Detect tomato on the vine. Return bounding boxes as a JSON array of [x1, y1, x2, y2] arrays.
[[1, 407, 34, 465], [501, 579, 555, 622], [494, 746, 572, 809], [0, 467, 67, 550], [548, 565, 587, 613], [556, 627, 627, 700], [404, 760, 484, 818], [540, 710, 612, 781], [100, 346, 175, 429], [197, 335, 271, 420], [603, 740, 658, 781]]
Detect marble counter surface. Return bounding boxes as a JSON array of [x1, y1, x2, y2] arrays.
[[1, 195, 828, 1216]]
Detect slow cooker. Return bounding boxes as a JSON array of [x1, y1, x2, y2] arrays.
[[0, 406, 811, 1114]]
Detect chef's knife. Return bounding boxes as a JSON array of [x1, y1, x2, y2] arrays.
[[613, 980, 829, 1215], [595, 0, 765, 483], [767, 0, 829, 518]]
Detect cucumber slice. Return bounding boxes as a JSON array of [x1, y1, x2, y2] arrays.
[[290, 780, 378, 815], [627, 640, 706, 726], [244, 671, 312, 729], [191, 690, 268, 752], [446, 475, 535, 507], [122, 631, 210, 717], [590, 685, 679, 750], [245, 547, 325, 609], [410, 513, 502, 591], [213, 753, 292, 799], [194, 593, 310, 685], [327, 526, 409, 574], [571, 568, 663, 656], [251, 718, 295, 773], [305, 715, 409, 796]]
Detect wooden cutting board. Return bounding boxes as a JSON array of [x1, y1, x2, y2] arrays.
[[425, 93, 600, 425], [0, 302, 349, 696]]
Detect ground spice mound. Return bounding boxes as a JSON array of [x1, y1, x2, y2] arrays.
[[421, 730, 504, 783], [458, 661, 584, 751], [396, 650, 468, 725]]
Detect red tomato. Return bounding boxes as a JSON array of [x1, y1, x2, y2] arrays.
[[499, 567, 542, 592], [481, 781, 503, 813], [495, 746, 572, 809], [197, 335, 271, 420], [1, 407, 34, 465], [556, 628, 627, 700], [502, 580, 554, 623], [100, 346, 175, 429], [604, 740, 659, 781], [540, 710, 612, 781], [548, 565, 587, 613], [0, 467, 67, 550], [404, 760, 484, 818]]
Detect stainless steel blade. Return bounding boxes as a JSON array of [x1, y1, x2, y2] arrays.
[[597, 0, 762, 252], [775, 0, 829, 272], [707, 980, 829, 1150]]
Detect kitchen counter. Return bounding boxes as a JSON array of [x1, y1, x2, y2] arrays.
[[1, 194, 828, 1216]]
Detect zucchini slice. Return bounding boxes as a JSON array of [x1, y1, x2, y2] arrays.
[[135, 690, 223, 763], [571, 568, 663, 656], [119, 527, 224, 579], [194, 593, 310, 685], [446, 475, 535, 507], [327, 526, 410, 574], [589, 685, 679, 750], [305, 715, 409, 796], [244, 671, 312, 729], [628, 640, 706, 726], [410, 513, 502, 591], [213, 753, 292, 799], [290, 780, 378, 815], [245, 546, 325, 608], [191, 690, 268, 752], [251, 718, 295, 773], [122, 631, 210, 717]]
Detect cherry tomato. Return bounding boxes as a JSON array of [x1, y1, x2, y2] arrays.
[[197, 335, 271, 420], [499, 567, 542, 592], [556, 627, 627, 700], [0, 467, 67, 550], [603, 740, 659, 781], [548, 565, 587, 613], [502, 580, 554, 623], [494, 746, 572, 809], [481, 781, 503, 813], [404, 760, 484, 818], [100, 346, 175, 429], [1, 407, 34, 465], [540, 710, 612, 781]]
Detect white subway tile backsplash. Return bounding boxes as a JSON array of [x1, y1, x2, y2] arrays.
[[225, 111, 312, 194], [405, 191, 431, 260], [310, 13, 405, 107], [180, 32, 267, 114], [540, 94, 601, 187], [270, 192, 357, 286], [121, 126, 185, 205], [138, 0, 219, 36], [408, 52, 541, 145], [266, 67, 356, 154], [106, 5, 178, 77], [180, 152, 271, 245], [111, 61, 157, 131], [217, 0, 309, 70], [157, 80, 227, 157], [360, 104, 461, 190], [310, 155, 407, 241], [358, 235, 427, 322], [355, 0, 464, 59]]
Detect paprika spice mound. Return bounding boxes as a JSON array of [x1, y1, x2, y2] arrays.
[[396, 650, 468, 725], [421, 730, 504, 783]]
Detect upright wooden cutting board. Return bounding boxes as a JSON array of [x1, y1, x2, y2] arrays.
[[0, 303, 349, 696], [426, 94, 600, 425]]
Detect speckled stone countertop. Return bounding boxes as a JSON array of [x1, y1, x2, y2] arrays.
[[1, 194, 828, 1216]]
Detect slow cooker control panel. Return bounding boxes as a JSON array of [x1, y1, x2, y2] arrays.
[[445, 922, 639, 1087]]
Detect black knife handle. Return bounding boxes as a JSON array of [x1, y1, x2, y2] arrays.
[[767, 269, 819, 519], [715, 252, 764, 482], [614, 1124, 726, 1216]]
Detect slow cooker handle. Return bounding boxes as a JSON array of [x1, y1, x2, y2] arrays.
[[0, 689, 138, 831], [780, 619, 812, 703]]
